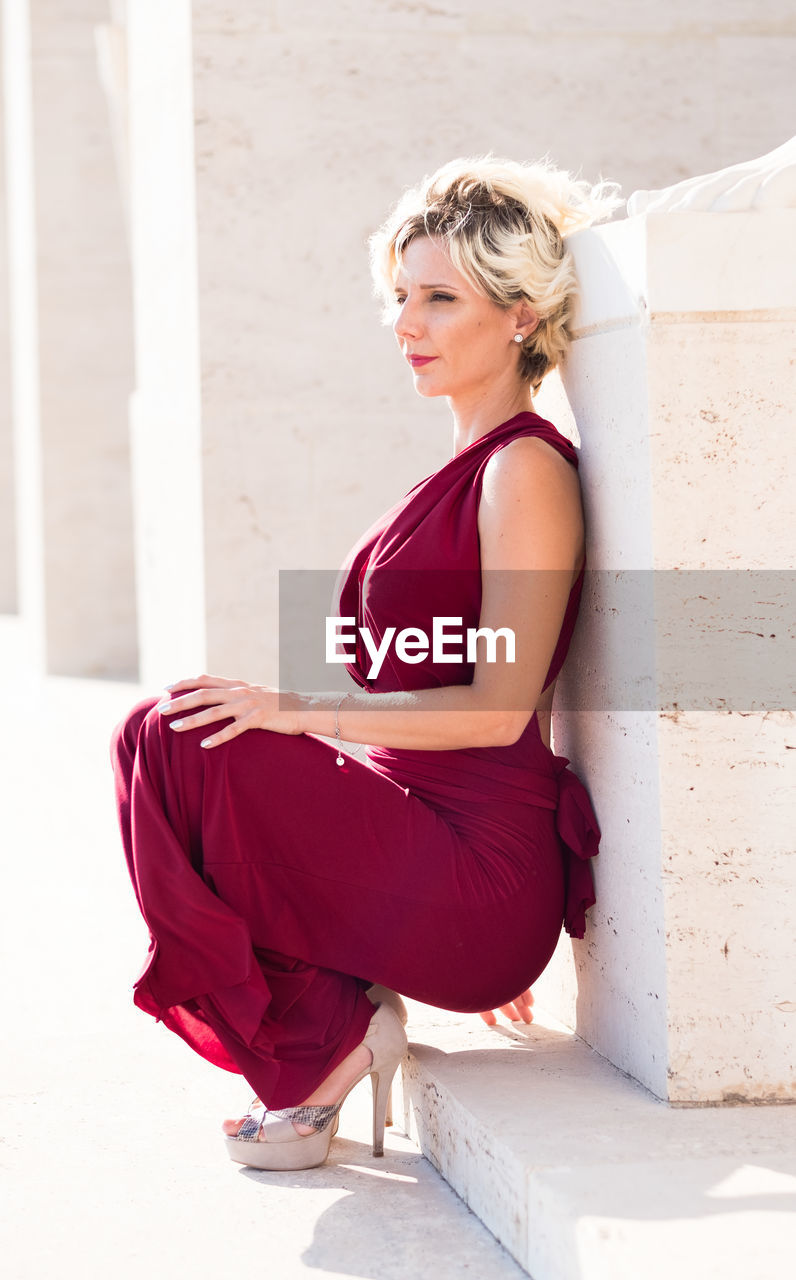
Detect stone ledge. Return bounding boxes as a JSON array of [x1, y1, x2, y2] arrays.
[[397, 1001, 796, 1280]]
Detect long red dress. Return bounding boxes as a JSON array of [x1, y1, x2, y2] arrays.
[[111, 411, 600, 1108]]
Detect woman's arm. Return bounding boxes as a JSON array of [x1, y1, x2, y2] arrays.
[[162, 437, 584, 751]]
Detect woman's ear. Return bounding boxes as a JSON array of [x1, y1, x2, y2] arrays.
[[514, 301, 540, 337]]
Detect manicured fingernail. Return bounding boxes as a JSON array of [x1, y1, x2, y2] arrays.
[[170, 719, 184, 729], [200, 738, 213, 748], [163, 682, 176, 691], [155, 701, 170, 712]]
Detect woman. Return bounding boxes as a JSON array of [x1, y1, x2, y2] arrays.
[[111, 155, 616, 1172]]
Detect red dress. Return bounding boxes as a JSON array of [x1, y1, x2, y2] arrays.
[[111, 412, 600, 1108]]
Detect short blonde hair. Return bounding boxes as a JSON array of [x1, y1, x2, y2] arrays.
[[369, 155, 622, 390]]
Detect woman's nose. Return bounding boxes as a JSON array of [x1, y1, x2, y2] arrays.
[[393, 299, 421, 342]]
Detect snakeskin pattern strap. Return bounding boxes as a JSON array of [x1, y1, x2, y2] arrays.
[[235, 1099, 342, 1142]]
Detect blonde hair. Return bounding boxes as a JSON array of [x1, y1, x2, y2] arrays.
[[369, 155, 623, 390]]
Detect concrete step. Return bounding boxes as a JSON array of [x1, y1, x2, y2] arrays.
[[398, 1000, 796, 1280]]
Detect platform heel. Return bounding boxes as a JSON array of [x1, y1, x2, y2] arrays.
[[225, 999, 407, 1170]]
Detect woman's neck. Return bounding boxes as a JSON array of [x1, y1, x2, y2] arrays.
[[449, 380, 534, 455]]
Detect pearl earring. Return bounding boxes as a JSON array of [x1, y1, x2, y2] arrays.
[[513, 333, 523, 344]]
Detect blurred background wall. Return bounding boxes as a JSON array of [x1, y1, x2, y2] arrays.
[[2, 0, 794, 678]]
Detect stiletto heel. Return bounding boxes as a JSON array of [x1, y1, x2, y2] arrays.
[[365, 1001, 407, 1156], [365, 985, 408, 1129], [224, 1000, 407, 1171], [370, 1069, 393, 1157]]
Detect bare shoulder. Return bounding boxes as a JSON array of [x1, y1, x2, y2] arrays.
[[481, 434, 580, 503], [479, 435, 585, 573]]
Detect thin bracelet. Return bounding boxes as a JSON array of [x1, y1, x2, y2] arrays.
[[334, 692, 349, 766]]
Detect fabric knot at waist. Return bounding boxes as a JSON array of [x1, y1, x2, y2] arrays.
[[549, 753, 601, 939]]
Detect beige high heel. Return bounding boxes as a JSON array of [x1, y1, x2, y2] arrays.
[[366, 983, 408, 1025], [365, 984, 407, 1127], [224, 1001, 408, 1170]]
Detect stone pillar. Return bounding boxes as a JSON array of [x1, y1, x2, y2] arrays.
[[123, 0, 206, 683], [534, 206, 795, 1103], [2, 0, 40, 654], [0, 13, 16, 613], [1, 0, 137, 675]]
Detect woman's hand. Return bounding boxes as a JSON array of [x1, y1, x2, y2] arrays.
[[155, 674, 305, 749], [477, 988, 534, 1027]]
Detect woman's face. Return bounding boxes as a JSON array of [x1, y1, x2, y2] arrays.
[[391, 235, 525, 402]]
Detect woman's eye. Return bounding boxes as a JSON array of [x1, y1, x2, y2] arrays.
[[393, 292, 454, 305]]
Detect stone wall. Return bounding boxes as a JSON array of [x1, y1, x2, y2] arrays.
[[0, 14, 16, 612], [3, 0, 137, 675], [4, 1, 795, 677], [177, 0, 796, 681], [534, 209, 795, 1102]]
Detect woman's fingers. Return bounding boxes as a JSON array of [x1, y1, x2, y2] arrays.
[[156, 687, 248, 716], [155, 683, 300, 744], [476, 988, 535, 1027], [504, 989, 534, 1023], [164, 703, 248, 734], [508, 1001, 533, 1024], [198, 710, 261, 750], [513, 989, 534, 1017], [162, 674, 248, 694], [161, 696, 264, 746], [155, 686, 259, 739]]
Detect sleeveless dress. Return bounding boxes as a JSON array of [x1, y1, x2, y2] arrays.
[[110, 411, 600, 1109]]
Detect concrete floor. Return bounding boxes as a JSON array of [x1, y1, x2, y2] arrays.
[[0, 619, 524, 1280]]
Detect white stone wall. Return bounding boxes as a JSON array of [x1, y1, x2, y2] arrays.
[[3, 0, 137, 675], [534, 209, 796, 1102], [3, 0, 45, 668], [177, 0, 796, 682], [8, 1, 785, 678], [0, 14, 16, 613], [34, 0, 138, 676], [125, 0, 206, 681]]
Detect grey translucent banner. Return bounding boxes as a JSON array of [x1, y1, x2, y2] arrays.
[[278, 569, 795, 712]]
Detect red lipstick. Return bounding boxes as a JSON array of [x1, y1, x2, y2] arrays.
[[408, 355, 437, 367]]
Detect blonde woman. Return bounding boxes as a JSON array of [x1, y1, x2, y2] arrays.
[[111, 156, 616, 1171]]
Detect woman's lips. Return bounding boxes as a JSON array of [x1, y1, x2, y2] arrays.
[[408, 355, 437, 367]]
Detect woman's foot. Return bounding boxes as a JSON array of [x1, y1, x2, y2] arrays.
[[222, 1040, 374, 1139], [223, 1003, 407, 1168]]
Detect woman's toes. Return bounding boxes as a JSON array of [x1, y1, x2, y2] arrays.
[[222, 1111, 316, 1140]]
